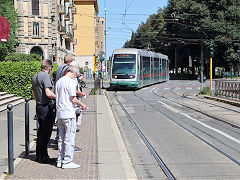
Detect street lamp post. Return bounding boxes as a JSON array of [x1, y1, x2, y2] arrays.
[[104, 0, 107, 78]]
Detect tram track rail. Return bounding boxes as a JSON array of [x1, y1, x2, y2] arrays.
[[114, 92, 176, 180], [152, 87, 240, 129], [173, 89, 240, 114], [133, 91, 240, 167]]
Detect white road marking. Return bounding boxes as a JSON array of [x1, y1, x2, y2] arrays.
[[164, 88, 170, 90], [158, 101, 240, 144], [158, 101, 180, 113]]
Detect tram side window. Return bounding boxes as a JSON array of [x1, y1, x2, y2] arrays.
[[143, 56, 150, 76], [162, 59, 166, 73], [154, 58, 159, 79]]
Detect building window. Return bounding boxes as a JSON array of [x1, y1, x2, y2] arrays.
[[65, 40, 70, 50], [33, 22, 39, 36], [32, 0, 39, 15]]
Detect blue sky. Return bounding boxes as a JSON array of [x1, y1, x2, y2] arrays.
[[98, 0, 169, 58]]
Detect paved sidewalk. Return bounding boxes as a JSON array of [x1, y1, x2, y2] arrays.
[[1, 89, 137, 179]]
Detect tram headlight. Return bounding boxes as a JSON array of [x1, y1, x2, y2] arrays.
[[129, 75, 135, 79], [112, 75, 118, 79]]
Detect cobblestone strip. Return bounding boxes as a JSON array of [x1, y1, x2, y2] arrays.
[[7, 94, 98, 179]]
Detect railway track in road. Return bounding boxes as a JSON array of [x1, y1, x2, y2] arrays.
[[114, 92, 176, 180], [132, 91, 240, 167], [113, 88, 240, 178], [152, 87, 240, 128]]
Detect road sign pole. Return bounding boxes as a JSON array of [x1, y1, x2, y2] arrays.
[[200, 44, 204, 90], [210, 57, 213, 96]]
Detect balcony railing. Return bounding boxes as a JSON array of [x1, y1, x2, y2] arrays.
[[72, 24, 77, 29], [58, 24, 66, 35], [73, 39, 77, 45], [59, 5, 65, 14], [65, 32, 74, 42], [72, 7, 76, 14], [68, 3, 73, 8], [64, 0, 69, 2], [64, 13, 70, 21]]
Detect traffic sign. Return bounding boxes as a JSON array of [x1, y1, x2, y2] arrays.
[[197, 74, 207, 83], [0, 16, 9, 42]]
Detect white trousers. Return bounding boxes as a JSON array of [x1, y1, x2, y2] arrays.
[[57, 118, 76, 164]]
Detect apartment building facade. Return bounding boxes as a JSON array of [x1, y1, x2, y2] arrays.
[[14, 0, 103, 71], [73, 0, 104, 75], [14, 0, 75, 65]]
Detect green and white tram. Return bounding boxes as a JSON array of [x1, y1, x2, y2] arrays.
[[110, 48, 170, 89]]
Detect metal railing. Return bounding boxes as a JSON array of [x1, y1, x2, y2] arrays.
[[215, 79, 240, 100], [6, 98, 30, 175], [59, 5, 65, 14], [72, 7, 77, 13]]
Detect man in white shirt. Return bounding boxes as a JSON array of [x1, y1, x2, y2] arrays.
[[55, 61, 87, 169]]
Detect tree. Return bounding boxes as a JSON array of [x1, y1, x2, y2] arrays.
[[0, 0, 18, 60], [124, 0, 240, 74], [164, 0, 240, 70], [124, 8, 166, 52]]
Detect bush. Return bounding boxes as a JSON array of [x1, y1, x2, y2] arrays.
[[0, 60, 58, 98], [4, 52, 41, 61], [199, 86, 211, 95]]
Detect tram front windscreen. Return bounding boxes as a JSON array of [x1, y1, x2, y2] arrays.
[[112, 54, 136, 75]]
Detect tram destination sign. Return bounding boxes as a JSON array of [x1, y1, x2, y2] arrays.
[[116, 54, 131, 58]]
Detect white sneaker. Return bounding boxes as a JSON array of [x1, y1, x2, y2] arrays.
[[62, 162, 80, 169], [56, 161, 62, 168]]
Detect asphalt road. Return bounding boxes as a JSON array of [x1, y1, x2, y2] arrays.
[[108, 80, 240, 179]]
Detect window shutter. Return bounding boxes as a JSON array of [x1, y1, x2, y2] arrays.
[[32, 0, 39, 15]]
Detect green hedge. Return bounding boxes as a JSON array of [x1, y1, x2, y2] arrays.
[[0, 61, 57, 98], [4, 53, 41, 61]]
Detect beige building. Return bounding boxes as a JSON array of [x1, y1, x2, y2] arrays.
[[14, 0, 75, 64], [14, 0, 103, 71], [95, 17, 104, 56], [56, 0, 76, 65], [14, 0, 57, 60], [73, 0, 104, 75]]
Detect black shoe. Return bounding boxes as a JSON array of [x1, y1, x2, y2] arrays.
[[74, 146, 83, 152], [38, 157, 55, 164], [76, 129, 80, 132]]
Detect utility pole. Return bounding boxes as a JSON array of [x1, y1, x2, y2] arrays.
[[200, 44, 204, 89], [104, 0, 107, 78], [209, 39, 214, 96]]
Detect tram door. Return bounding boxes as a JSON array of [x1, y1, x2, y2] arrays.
[[140, 56, 143, 86]]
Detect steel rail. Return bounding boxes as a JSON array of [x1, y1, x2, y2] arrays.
[[153, 88, 240, 129], [172, 89, 240, 114], [134, 92, 240, 167], [114, 93, 176, 180]]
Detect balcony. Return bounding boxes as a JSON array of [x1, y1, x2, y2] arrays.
[[59, 5, 65, 14], [72, 24, 77, 29], [64, 0, 69, 2], [68, 3, 73, 8], [72, 7, 76, 14], [73, 39, 77, 45], [68, 21, 73, 25], [65, 32, 74, 42], [58, 24, 66, 35], [64, 13, 70, 21]]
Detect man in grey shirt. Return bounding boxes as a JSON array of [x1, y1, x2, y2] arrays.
[[32, 59, 56, 164]]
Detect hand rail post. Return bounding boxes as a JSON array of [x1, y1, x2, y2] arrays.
[[7, 104, 14, 175], [25, 98, 30, 155]]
